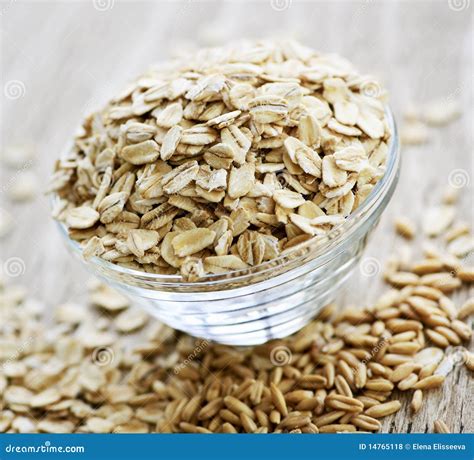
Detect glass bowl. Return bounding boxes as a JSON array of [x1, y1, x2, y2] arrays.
[[55, 110, 400, 346]]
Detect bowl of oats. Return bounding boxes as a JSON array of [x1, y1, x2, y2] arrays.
[[50, 39, 400, 345]]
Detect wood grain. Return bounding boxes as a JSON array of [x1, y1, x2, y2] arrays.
[[0, 0, 472, 433]]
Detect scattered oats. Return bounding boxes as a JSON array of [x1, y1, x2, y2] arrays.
[[38, 420, 75, 434], [4, 386, 34, 406], [0, 411, 14, 432], [30, 388, 61, 408], [414, 347, 444, 368], [79, 363, 107, 392], [1, 206, 473, 433], [1, 144, 35, 169], [12, 416, 36, 433], [90, 284, 129, 311], [442, 186, 459, 205], [434, 351, 461, 377], [458, 298, 474, 319], [422, 99, 461, 126], [445, 222, 469, 243], [114, 420, 149, 434], [403, 104, 420, 122], [464, 351, 474, 371], [410, 390, 423, 414], [114, 308, 149, 333], [7, 171, 39, 202], [394, 216, 416, 239], [457, 267, 474, 283], [422, 206, 455, 237], [0, 208, 14, 239], [365, 401, 401, 418], [413, 374, 445, 390], [386, 271, 419, 287], [400, 121, 429, 146], [433, 419, 450, 434], [448, 235, 474, 258], [3, 362, 27, 378], [80, 328, 115, 348], [86, 417, 114, 433]]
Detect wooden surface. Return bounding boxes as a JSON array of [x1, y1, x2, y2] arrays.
[[1, 0, 472, 433]]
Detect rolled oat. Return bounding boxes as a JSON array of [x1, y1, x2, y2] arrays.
[[50, 39, 391, 279]]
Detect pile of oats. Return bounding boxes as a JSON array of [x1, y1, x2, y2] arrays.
[[49, 39, 391, 278], [1, 197, 472, 433]]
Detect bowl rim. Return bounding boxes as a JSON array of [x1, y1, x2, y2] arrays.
[[55, 107, 399, 287]]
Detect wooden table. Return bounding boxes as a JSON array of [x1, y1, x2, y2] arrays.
[[1, 0, 472, 433]]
